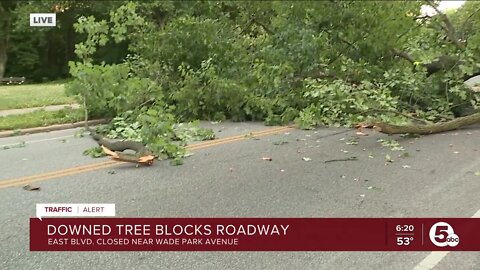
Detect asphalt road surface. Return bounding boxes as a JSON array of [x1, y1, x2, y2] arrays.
[[1, 122, 480, 270]]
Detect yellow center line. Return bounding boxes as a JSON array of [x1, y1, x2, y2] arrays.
[[0, 160, 119, 186], [188, 125, 293, 150], [0, 125, 294, 189], [0, 162, 124, 189]]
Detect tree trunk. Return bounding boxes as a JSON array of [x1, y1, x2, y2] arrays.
[[0, 3, 9, 79], [0, 38, 7, 78], [373, 112, 480, 135]]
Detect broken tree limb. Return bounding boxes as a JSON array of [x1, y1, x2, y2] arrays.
[[391, 48, 415, 64], [88, 127, 155, 165], [324, 157, 358, 163], [390, 49, 464, 77], [426, 0, 465, 49], [101, 145, 155, 165], [361, 108, 431, 125], [81, 94, 154, 165], [373, 112, 480, 135]]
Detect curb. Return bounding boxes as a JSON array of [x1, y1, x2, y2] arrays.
[[0, 119, 109, 138]]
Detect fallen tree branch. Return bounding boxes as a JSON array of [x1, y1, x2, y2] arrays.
[[328, 33, 368, 65], [390, 49, 463, 77], [391, 48, 415, 64], [252, 19, 274, 35], [240, 18, 255, 35], [240, 17, 274, 35], [324, 157, 358, 163], [82, 94, 154, 165], [101, 145, 155, 165], [89, 128, 155, 165], [361, 108, 431, 125], [460, 6, 480, 41], [373, 112, 480, 135], [426, 0, 465, 49]]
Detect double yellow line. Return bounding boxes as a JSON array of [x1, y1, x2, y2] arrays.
[[0, 125, 293, 189], [188, 125, 293, 151]]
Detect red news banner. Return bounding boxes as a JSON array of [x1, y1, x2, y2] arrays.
[[30, 218, 480, 251]]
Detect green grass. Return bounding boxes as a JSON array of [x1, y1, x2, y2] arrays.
[[0, 81, 76, 110], [0, 108, 84, 131]]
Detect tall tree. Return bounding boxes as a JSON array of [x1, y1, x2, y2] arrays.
[[2, 1, 127, 80], [0, 1, 16, 78]]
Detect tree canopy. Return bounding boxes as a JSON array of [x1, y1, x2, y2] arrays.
[[4, 1, 480, 160]]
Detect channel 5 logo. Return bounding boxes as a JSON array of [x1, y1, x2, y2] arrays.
[[429, 222, 460, 247]]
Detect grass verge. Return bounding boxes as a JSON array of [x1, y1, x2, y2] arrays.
[[0, 108, 84, 131], [0, 82, 76, 110]]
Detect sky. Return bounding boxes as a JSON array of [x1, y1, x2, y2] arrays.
[[421, 1, 466, 16]]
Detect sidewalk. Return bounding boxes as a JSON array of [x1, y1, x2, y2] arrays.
[[0, 104, 80, 117]]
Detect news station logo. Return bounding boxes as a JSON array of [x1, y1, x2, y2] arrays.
[[429, 222, 460, 247], [30, 13, 56, 27]]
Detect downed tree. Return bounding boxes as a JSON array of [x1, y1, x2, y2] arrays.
[[372, 112, 480, 135]]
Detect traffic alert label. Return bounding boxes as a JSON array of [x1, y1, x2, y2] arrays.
[[30, 13, 56, 27], [36, 204, 115, 220]]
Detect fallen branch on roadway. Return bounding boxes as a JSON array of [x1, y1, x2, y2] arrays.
[[324, 157, 358, 163], [101, 145, 155, 165], [373, 112, 480, 135], [88, 127, 155, 165]]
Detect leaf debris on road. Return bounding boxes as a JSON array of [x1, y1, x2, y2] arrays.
[[273, 140, 289, 145]]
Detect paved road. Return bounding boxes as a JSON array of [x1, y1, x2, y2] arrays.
[[0, 122, 479, 269]]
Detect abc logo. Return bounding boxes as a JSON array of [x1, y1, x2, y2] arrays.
[[429, 222, 460, 247]]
